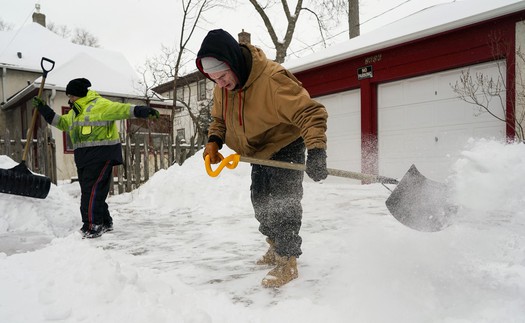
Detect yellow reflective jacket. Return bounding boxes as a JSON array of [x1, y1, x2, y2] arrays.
[[52, 90, 135, 149]]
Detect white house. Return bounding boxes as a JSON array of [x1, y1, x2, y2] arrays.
[[0, 12, 173, 181]]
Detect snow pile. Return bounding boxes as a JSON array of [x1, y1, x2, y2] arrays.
[[0, 156, 78, 254], [450, 139, 525, 233], [0, 140, 525, 322]]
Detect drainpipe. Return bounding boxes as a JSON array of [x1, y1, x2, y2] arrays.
[[50, 88, 56, 107], [1, 67, 6, 104]]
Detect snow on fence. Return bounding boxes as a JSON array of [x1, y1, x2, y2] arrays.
[[110, 133, 201, 195], [0, 129, 202, 195]]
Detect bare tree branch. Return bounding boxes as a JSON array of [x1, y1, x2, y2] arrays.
[[452, 34, 525, 142], [71, 28, 99, 47], [0, 18, 14, 31]]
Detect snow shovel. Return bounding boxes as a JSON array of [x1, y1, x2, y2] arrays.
[[0, 57, 55, 199], [205, 154, 456, 232]]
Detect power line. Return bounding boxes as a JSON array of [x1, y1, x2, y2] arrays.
[[287, 0, 447, 58], [0, 6, 36, 58]]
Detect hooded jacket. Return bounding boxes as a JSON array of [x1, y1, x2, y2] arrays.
[[50, 90, 135, 167], [196, 29, 328, 159]]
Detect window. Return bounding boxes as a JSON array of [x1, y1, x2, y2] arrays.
[[198, 79, 207, 101], [127, 110, 171, 146], [176, 128, 186, 142], [177, 87, 184, 101], [128, 113, 170, 133], [62, 106, 74, 153]]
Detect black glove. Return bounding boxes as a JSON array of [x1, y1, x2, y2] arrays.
[[306, 148, 328, 182], [134, 106, 160, 119], [31, 96, 55, 124]]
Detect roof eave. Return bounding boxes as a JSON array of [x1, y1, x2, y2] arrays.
[[0, 83, 38, 110], [288, 2, 525, 73]]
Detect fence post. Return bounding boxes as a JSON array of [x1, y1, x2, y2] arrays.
[[117, 164, 124, 194], [160, 137, 165, 170], [189, 135, 195, 156], [15, 133, 20, 162], [144, 135, 149, 182], [48, 130, 57, 184], [4, 129, 11, 158], [125, 134, 132, 192], [134, 141, 141, 188], [175, 135, 181, 165], [168, 134, 173, 166]]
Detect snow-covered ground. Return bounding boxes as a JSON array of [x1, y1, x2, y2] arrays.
[[1, 139, 524, 323]]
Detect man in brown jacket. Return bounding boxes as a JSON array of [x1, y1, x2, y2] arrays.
[[196, 29, 328, 288]]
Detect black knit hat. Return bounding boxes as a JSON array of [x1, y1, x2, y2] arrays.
[[66, 78, 91, 97]]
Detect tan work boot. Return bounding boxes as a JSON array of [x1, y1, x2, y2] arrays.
[[256, 238, 276, 265], [261, 254, 298, 288]]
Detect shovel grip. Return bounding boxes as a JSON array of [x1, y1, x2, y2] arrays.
[[205, 153, 240, 177]]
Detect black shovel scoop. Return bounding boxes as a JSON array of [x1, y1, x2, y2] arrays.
[[0, 57, 55, 199]]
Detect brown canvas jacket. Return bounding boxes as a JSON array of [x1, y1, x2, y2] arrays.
[[208, 43, 328, 159]]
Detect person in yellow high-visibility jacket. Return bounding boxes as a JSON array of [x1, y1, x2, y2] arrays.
[[33, 78, 159, 238]]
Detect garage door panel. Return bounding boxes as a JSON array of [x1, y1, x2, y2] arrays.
[[327, 136, 361, 172], [328, 113, 360, 136], [381, 102, 443, 130], [472, 124, 505, 138], [429, 101, 471, 126], [470, 104, 506, 121], [378, 60, 506, 181], [404, 130, 439, 157], [405, 75, 436, 104], [436, 128, 471, 153], [405, 102, 436, 128], [316, 89, 361, 173], [379, 132, 406, 158], [379, 106, 405, 130], [327, 137, 360, 159], [437, 70, 465, 100], [379, 82, 405, 107]]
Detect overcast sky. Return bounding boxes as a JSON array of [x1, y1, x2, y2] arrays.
[[0, 0, 452, 71]]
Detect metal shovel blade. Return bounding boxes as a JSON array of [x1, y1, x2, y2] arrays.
[[385, 165, 456, 232]]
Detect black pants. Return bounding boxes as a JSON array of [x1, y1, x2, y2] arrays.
[[250, 138, 305, 258], [77, 160, 113, 229]]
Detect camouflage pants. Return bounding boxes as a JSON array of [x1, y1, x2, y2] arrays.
[[250, 138, 305, 258]]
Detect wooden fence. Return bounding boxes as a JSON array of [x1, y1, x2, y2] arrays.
[[110, 133, 202, 195], [0, 127, 57, 184], [0, 128, 203, 195]]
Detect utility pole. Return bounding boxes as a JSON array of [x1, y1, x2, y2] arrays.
[[349, 0, 360, 38]]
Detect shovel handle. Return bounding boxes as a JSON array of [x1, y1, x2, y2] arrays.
[[22, 57, 55, 162], [205, 153, 399, 184]]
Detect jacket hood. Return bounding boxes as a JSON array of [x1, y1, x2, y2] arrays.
[[196, 29, 249, 88]]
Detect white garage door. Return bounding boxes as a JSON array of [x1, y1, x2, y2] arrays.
[[378, 60, 506, 182], [316, 90, 361, 181]]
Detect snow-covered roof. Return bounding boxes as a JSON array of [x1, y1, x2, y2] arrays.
[[285, 0, 525, 73], [0, 23, 144, 99]]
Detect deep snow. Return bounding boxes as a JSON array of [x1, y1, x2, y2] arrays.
[[0, 139, 524, 323]]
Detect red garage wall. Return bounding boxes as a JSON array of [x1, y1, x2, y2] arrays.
[[295, 11, 524, 174]]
